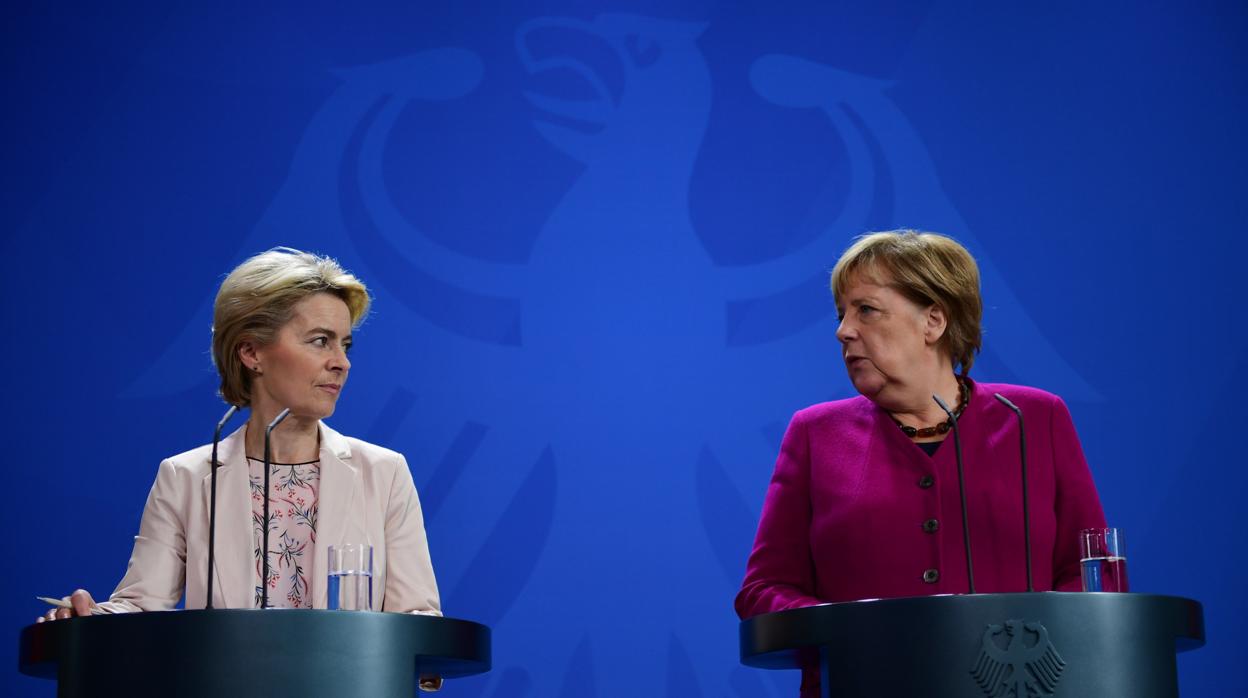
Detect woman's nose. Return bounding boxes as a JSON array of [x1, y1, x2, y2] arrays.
[[836, 319, 855, 343], [330, 348, 351, 372]]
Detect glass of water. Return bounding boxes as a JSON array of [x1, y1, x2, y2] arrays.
[[1079, 528, 1129, 592], [327, 543, 373, 611]]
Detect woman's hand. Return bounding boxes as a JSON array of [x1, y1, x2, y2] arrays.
[[36, 589, 96, 623]]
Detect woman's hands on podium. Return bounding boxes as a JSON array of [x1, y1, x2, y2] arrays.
[[36, 589, 97, 623]]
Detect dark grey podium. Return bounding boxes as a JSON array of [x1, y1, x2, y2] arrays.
[[740, 592, 1204, 697], [19, 609, 490, 697]]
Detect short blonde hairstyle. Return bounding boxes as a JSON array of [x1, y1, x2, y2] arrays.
[[831, 230, 982, 374], [212, 247, 371, 406]]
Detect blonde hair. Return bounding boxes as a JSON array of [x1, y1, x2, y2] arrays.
[[831, 230, 982, 374], [212, 247, 371, 406]]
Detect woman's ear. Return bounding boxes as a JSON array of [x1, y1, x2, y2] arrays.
[[238, 339, 260, 372], [924, 305, 948, 345]]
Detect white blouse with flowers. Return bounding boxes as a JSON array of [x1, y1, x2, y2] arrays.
[[247, 457, 319, 608]]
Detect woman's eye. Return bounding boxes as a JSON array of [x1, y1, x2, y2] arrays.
[[311, 336, 329, 347], [343, 343, 353, 354]]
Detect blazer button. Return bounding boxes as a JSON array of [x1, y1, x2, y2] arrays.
[[922, 518, 939, 533], [923, 569, 940, 584], [918, 475, 935, 489]]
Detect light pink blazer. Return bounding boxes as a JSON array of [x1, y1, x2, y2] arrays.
[[99, 422, 441, 614]]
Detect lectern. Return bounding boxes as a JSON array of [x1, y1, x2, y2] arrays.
[[20, 610, 490, 698], [740, 592, 1203, 697]]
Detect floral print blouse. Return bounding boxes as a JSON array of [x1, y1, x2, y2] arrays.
[[248, 457, 319, 608]]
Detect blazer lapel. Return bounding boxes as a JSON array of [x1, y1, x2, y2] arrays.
[[311, 423, 359, 608], [866, 400, 934, 477], [201, 424, 256, 609]]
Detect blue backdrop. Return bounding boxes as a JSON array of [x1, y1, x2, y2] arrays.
[[6, 2, 1245, 695]]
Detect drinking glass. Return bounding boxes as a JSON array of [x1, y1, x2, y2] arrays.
[[1079, 528, 1128, 592], [327, 543, 373, 611]]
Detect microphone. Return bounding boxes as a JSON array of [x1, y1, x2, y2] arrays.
[[260, 408, 291, 609], [934, 393, 975, 594], [206, 405, 241, 609], [994, 393, 1034, 592]]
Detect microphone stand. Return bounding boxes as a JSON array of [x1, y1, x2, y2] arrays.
[[206, 405, 240, 609], [260, 408, 291, 609], [994, 393, 1034, 592], [934, 393, 975, 594]]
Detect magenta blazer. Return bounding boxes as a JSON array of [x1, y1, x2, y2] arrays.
[[736, 379, 1107, 617]]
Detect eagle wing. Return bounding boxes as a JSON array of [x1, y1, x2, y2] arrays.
[[1021, 622, 1066, 692], [970, 624, 1010, 695]]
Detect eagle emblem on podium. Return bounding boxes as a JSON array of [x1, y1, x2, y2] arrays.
[[970, 619, 1066, 696]]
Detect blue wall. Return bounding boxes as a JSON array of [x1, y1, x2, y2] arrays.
[[6, 2, 1245, 695]]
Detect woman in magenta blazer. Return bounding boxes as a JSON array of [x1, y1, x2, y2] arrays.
[[735, 231, 1107, 697]]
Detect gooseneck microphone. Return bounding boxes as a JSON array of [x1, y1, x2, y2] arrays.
[[994, 393, 1034, 592], [260, 407, 291, 609], [933, 393, 975, 594], [206, 405, 241, 609]]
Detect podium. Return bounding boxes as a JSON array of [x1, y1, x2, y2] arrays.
[[19, 609, 490, 697], [740, 592, 1204, 697]]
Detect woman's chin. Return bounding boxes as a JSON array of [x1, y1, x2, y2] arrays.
[[848, 375, 886, 400], [284, 405, 335, 422]]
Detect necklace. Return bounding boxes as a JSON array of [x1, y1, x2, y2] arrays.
[[891, 378, 969, 439]]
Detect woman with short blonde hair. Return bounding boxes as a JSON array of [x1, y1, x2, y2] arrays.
[[212, 247, 371, 406], [43, 248, 442, 680]]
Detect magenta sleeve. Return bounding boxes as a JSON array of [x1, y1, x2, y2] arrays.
[[1048, 396, 1109, 590], [734, 411, 824, 619]]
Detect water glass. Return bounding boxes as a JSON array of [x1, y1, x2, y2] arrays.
[[1079, 528, 1129, 592], [327, 543, 373, 611]]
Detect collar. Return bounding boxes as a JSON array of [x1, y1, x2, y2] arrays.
[[215, 420, 353, 465]]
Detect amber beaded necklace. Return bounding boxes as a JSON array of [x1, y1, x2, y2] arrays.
[[890, 378, 968, 439]]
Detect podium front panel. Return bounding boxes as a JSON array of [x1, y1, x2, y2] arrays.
[[19, 609, 490, 698], [740, 592, 1204, 698]]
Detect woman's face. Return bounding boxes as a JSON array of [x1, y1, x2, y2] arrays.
[[835, 272, 944, 402], [245, 292, 353, 420]]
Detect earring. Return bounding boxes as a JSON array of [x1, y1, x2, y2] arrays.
[[252, 365, 262, 374]]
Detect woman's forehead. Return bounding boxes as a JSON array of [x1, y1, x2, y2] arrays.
[[840, 266, 894, 297], [287, 293, 352, 328]]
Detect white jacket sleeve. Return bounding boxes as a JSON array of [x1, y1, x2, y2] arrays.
[[98, 459, 188, 613]]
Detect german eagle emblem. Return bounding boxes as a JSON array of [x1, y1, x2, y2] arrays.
[[970, 619, 1065, 697]]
